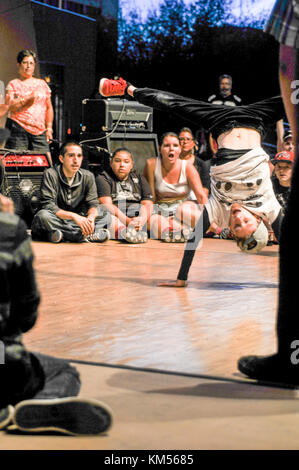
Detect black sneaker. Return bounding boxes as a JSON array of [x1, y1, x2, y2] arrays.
[[238, 353, 299, 386], [85, 229, 110, 243], [13, 397, 113, 436], [49, 230, 63, 243], [0, 405, 15, 430]]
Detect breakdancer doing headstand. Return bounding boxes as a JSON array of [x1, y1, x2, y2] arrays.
[[99, 77, 285, 284]]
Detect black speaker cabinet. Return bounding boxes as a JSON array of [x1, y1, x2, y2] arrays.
[[80, 132, 159, 176], [0, 151, 51, 226], [81, 99, 154, 134]]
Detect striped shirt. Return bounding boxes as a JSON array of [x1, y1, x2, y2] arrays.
[[0, 212, 40, 337], [265, 0, 299, 47]]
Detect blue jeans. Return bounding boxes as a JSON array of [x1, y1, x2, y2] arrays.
[[31, 208, 111, 242], [0, 336, 80, 407], [5, 118, 50, 152], [33, 352, 81, 400]]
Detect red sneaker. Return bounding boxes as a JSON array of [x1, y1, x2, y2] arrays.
[[99, 77, 127, 97]]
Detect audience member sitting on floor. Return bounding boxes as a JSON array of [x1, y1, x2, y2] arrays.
[[282, 129, 294, 152], [0, 128, 112, 435], [31, 141, 110, 243], [143, 132, 208, 242], [95, 147, 153, 243], [272, 150, 294, 214], [268, 127, 292, 177]]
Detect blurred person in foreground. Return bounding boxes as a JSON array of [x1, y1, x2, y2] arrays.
[[0, 129, 112, 434]]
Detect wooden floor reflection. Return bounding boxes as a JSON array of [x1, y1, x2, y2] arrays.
[[24, 238, 279, 380]]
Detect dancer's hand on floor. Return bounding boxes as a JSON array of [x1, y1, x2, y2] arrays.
[[157, 279, 187, 288]]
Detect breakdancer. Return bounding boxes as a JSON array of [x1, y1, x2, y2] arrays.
[[99, 77, 285, 283], [101, 70, 299, 386]]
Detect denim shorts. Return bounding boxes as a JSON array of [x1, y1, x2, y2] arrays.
[[153, 198, 188, 218]]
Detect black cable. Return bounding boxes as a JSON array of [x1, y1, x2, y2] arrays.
[[54, 357, 298, 390]]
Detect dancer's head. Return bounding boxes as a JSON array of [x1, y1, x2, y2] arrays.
[[229, 203, 269, 253]]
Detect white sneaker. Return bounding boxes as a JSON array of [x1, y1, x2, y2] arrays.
[[49, 230, 63, 243], [84, 229, 110, 243]]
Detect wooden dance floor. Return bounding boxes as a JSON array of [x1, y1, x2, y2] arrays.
[[2, 238, 299, 450]]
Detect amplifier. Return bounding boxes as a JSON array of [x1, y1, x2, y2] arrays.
[[81, 99, 153, 133], [1, 152, 50, 169], [80, 132, 159, 176], [0, 151, 50, 225]]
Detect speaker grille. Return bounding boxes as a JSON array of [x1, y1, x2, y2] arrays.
[[2, 172, 43, 224]]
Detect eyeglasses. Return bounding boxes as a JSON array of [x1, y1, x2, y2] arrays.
[[179, 138, 193, 142]]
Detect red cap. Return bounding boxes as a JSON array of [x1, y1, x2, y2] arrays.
[[274, 150, 294, 163]]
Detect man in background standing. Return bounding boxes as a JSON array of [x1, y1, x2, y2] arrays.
[[207, 74, 243, 106]]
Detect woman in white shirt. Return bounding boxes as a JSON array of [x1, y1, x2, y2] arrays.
[[143, 132, 207, 242]]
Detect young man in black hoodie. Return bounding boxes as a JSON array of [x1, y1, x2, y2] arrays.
[[31, 141, 110, 243]]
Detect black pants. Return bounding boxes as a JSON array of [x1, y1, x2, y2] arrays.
[[133, 88, 284, 139], [276, 151, 299, 357], [5, 118, 50, 153]]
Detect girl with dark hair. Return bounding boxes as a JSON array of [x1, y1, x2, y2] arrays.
[[96, 147, 153, 243]]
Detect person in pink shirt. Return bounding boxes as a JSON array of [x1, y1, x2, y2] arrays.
[[5, 50, 53, 157]]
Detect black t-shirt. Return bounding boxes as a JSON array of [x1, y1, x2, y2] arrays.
[[207, 93, 242, 106], [272, 176, 290, 214], [194, 155, 211, 193], [95, 168, 153, 215]]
